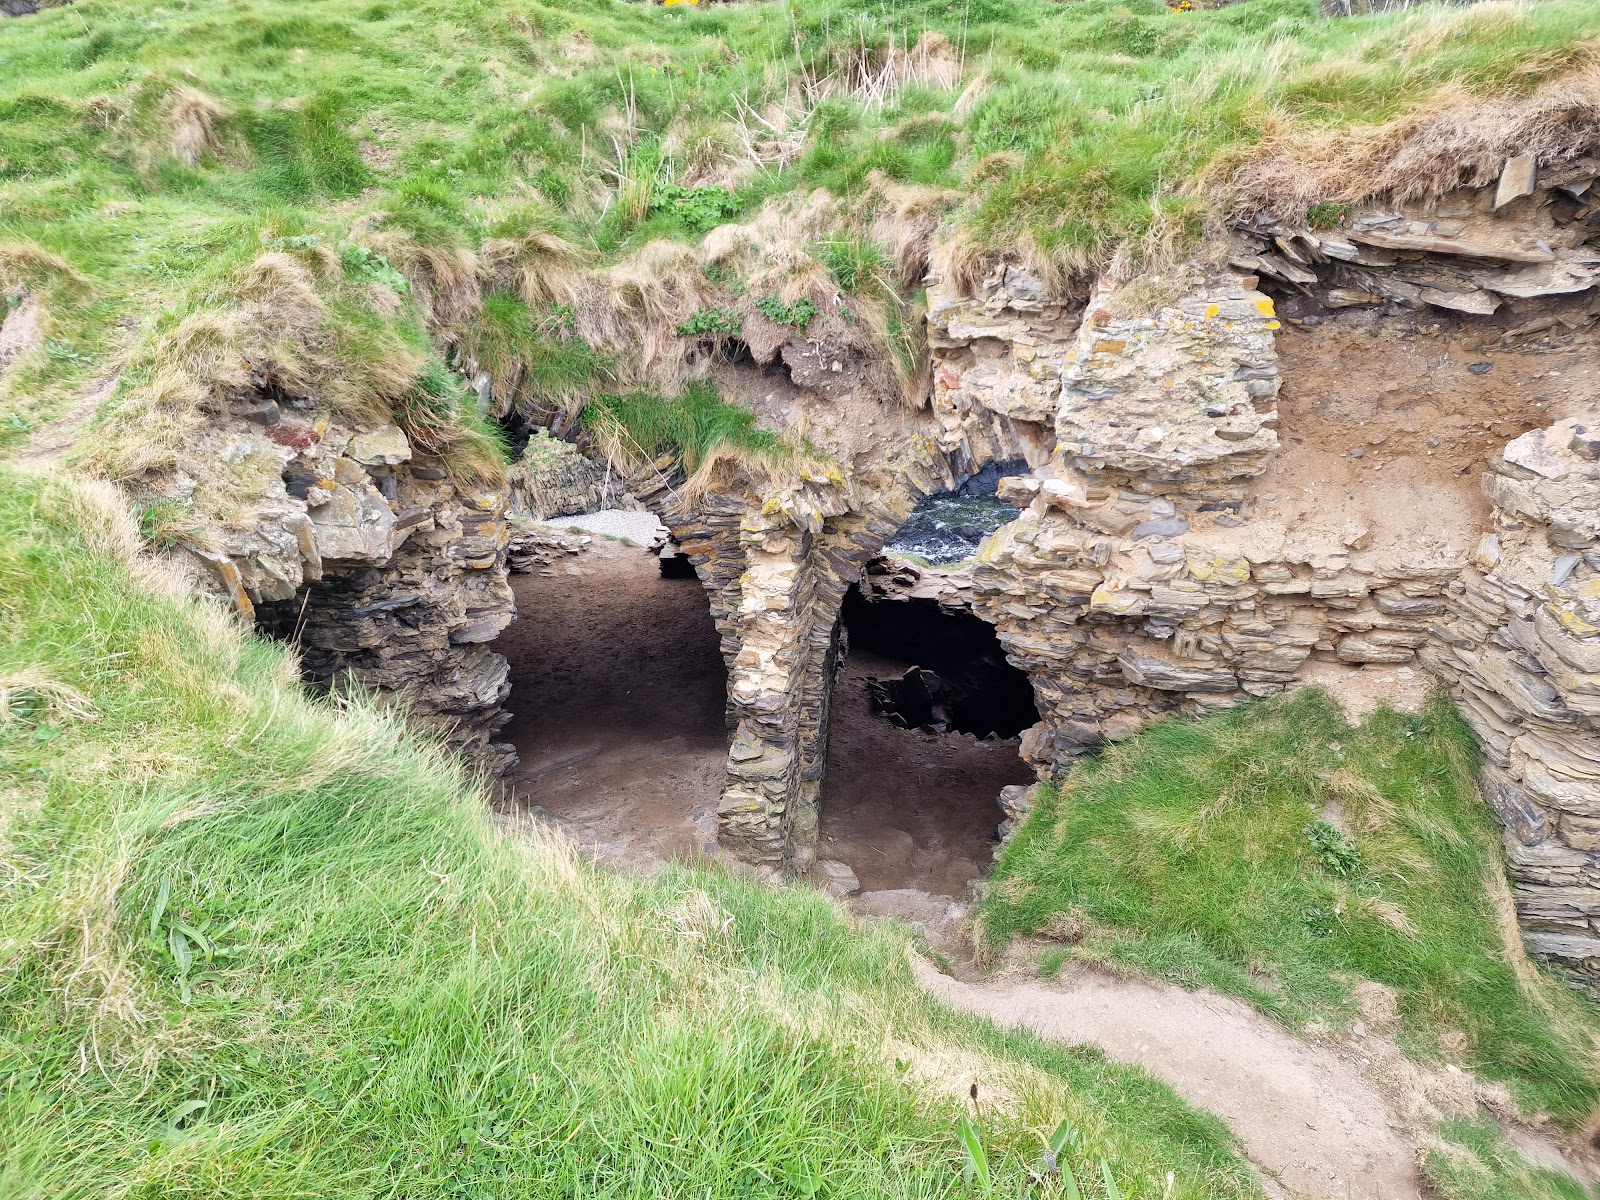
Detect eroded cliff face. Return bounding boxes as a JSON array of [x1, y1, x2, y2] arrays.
[[924, 168, 1600, 989], [154, 154, 1600, 989], [173, 404, 517, 771]]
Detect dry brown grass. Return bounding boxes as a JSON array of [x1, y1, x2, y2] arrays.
[[164, 85, 226, 167], [676, 441, 807, 507], [1222, 65, 1600, 221], [0, 668, 97, 727], [811, 30, 964, 111], [77, 250, 425, 484], [867, 175, 959, 288], [368, 231, 483, 327], [481, 227, 586, 311], [576, 240, 719, 390], [0, 240, 88, 293]]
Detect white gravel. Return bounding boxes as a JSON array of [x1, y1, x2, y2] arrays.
[[535, 509, 669, 548]]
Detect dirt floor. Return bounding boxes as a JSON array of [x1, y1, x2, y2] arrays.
[[498, 538, 728, 870], [819, 648, 1034, 895], [498, 538, 1032, 895]]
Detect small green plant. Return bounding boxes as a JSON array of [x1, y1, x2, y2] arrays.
[[649, 182, 741, 233], [756, 294, 820, 330], [1305, 200, 1351, 231], [700, 261, 742, 291], [147, 875, 215, 1006], [816, 235, 890, 295], [1305, 819, 1364, 878], [137, 498, 201, 548], [959, 1109, 1126, 1198], [957, 1112, 991, 1195], [266, 233, 323, 252], [44, 338, 93, 367], [338, 242, 410, 293], [675, 306, 742, 337]]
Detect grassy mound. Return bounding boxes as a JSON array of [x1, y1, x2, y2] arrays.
[[0, 466, 1258, 1197], [979, 691, 1600, 1133], [2, 0, 1598, 506]]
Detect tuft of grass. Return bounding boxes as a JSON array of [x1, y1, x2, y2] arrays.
[[393, 356, 511, 479], [0, 468, 1260, 1199], [581, 379, 792, 474], [980, 690, 1600, 1129], [1424, 1116, 1594, 1200]]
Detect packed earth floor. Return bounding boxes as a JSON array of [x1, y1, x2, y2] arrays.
[[499, 536, 1032, 895]]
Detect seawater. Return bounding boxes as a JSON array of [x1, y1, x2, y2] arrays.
[[883, 494, 1016, 566]]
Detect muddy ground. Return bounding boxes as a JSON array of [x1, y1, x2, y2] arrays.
[[499, 538, 1030, 893], [819, 647, 1032, 894], [498, 539, 727, 869]]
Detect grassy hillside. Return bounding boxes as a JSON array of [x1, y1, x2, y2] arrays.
[[978, 691, 1600, 1174], [0, 466, 1259, 1197], [2, 0, 1598, 509]]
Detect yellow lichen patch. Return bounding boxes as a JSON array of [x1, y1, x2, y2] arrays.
[[1089, 584, 1144, 615], [1092, 339, 1126, 356], [1204, 303, 1221, 319], [1266, 320, 1281, 330], [1255, 297, 1276, 317], [1188, 553, 1251, 584], [1547, 599, 1600, 638]]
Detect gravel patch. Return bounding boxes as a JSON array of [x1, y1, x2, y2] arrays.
[[536, 509, 668, 548]]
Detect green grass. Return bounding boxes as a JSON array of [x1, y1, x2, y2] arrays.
[[2, 0, 1598, 505], [978, 690, 1600, 1132], [0, 467, 1259, 1198], [1425, 1117, 1595, 1200], [581, 380, 797, 472]]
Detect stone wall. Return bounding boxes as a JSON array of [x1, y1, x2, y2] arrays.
[[922, 168, 1600, 989], [1422, 422, 1600, 987], [633, 437, 1012, 869], [180, 405, 517, 772]]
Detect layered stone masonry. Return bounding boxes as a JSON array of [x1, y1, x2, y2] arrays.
[[184, 404, 516, 772], [926, 196, 1600, 988], [633, 437, 1008, 869], [1421, 421, 1600, 986]]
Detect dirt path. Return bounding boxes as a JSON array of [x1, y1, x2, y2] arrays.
[[917, 961, 1423, 1200]]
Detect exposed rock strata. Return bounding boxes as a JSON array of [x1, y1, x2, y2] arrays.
[[507, 431, 636, 520], [919, 173, 1600, 989], [177, 408, 517, 772]]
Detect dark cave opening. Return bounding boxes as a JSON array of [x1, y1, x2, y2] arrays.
[[840, 584, 1038, 739], [496, 537, 729, 866], [815, 584, 1039, 896]]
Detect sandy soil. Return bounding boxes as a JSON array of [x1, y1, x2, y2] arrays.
[[818, 648, 1034, 895], [1291, 659, 1434, 722], [498, 539, 729, 870], [921, 961, 1420, 1199], [918, 960, 1594, 1200], [500, 539, 1035, 893]]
